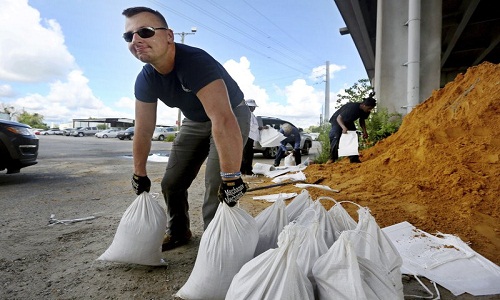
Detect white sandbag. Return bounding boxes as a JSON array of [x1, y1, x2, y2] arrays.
[[271, 171, 306, 183], [285, 189, 313, 222], [252, 193, 297, 202], [176, 203, 258, 300], [338, 130, 359, 157], [284, 152, 296, 166], [312, 197, 337, 248], [312, 231, 368, 300], [97, 192, 167, 266], [358, 255, 402, 299], [259, 127, 286, 147], [226, 223, 315, 300], [328, 201, 359, 240], [254, 197, 289, 257], [294, 208, 329, 294], [351, 207, 404, 298], [252, 162, 275, 175]]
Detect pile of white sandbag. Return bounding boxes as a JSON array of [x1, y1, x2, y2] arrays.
[[95, 190, 404, 299], [176, 189, 404, 300]]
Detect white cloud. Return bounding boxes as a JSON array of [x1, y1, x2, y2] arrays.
[[12, 70, 125, 124], [0, 84, 15, 97], [225, 57, 333, 128], [224, 56, 269, 103], [0, 0, 76, 82], [310, 63, 346, 83]]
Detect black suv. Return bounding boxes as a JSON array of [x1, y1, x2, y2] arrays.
[[0, 119, 39, 174], [117, 127, 134, 140], [253, 116, 313, 158]]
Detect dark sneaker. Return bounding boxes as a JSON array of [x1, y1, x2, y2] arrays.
[[162, 230, 192, 251]]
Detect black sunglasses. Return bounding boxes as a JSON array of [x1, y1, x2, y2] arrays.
[[123, 27, 168, 42]]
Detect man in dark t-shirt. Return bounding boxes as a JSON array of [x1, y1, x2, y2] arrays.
[[122, 7, 251, 251], [328, 95, 376, 163]]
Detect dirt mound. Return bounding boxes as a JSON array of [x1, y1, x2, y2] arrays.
[[245, 62, 500, 264]]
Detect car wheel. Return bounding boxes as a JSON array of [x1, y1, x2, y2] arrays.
[[263, 146, 278, 159], [103, 134, 108, 138], [158, 135, 165, 141], [119, 137, 124, 140], [78, 132, 84, 137], [301, 141, 311, 155]]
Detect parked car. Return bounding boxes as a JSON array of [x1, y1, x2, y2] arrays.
[[42, 128, 63, 135], [308, 132, 320, 141], [31, 128, 43, 135], [72, 127, 100, 137], [117, 127, 134, 140], [63, 127, 79, 136], [0, 119, 39, 174], [152, 126, 178, 141], [253, 116, 313, 158], [95, 129, 120, 138]]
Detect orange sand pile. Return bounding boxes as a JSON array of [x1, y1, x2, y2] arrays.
[[243, 62, 500, 264]]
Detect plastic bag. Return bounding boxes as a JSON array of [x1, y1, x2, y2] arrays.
[[226, 223, 315, 300], [175, 203, 258, 300], [254, 197, 289, 257], [338, 130, 359, 157], [97, 192, 167, 266]]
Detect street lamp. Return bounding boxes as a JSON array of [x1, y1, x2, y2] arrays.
[[174, 27, 197, 130]]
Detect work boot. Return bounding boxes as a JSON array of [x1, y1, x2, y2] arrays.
[[349, 156, 361, 163], [162, 229, 192, 251]]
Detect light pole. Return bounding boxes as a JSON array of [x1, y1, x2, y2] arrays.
[[174, 27, 197, 131]]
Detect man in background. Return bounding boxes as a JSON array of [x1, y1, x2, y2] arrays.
[[273, 123, 301, 167], [328, 94, 376, 163], [240, 99, 267, 175]]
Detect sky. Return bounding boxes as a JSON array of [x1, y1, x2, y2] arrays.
[[0, 0, 368, 129]]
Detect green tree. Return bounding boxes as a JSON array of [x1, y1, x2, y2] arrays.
[[362, 107, 402, 149], [335, 78, 372, 110], [17, 111, 47, 129]]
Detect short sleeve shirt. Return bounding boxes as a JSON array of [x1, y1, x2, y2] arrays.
[[134, 43, 244, 122], [329, 102, 370, 127]]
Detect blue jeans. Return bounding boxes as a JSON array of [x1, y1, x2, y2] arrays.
[[161, 104, 250, 235]]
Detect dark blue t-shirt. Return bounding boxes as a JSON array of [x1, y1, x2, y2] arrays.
[[134, 43, 244, 122], [329, 102, 370, 129]]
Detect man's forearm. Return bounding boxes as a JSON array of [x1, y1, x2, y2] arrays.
[[133, 134, 152, 176], [212, 118, 243, 174]]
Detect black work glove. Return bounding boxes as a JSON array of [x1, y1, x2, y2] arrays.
[[131, 174, 151, 195], [218, 177, 247, 207]]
